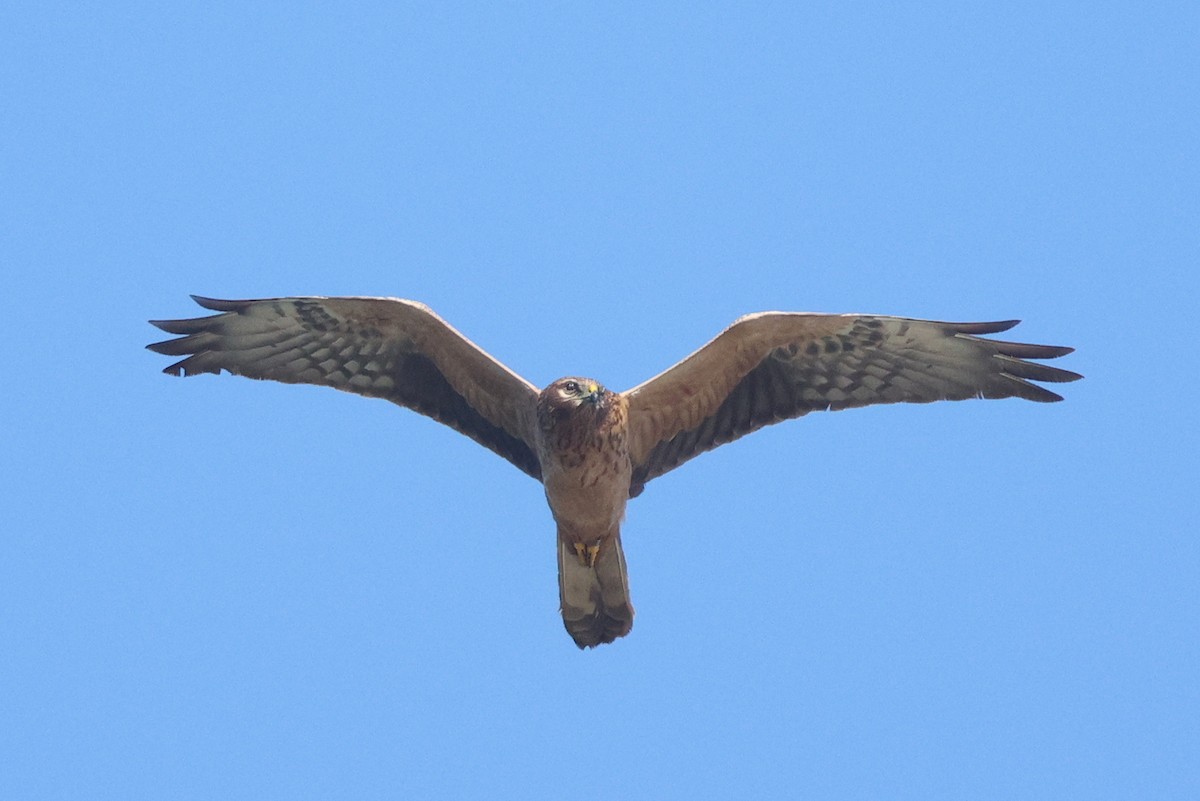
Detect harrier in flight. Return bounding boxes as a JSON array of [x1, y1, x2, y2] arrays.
[[149, 296, 1080, 648]]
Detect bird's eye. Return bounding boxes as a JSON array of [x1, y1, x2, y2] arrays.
[[563, 380, 580, 394]]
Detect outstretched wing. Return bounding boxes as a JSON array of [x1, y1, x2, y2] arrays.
[[148, 295, 543, 479], [622, 313, 1081, 496]]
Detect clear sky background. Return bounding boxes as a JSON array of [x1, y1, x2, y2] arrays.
[[2, 2, 1196, 799]]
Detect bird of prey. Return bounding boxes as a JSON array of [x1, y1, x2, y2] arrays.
[[148, 296, 1080, 648]]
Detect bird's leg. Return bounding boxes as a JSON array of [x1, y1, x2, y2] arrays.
[[572, 540, 603, 567]]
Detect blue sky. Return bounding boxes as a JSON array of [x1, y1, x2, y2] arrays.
[[2, 2, 1196, 798]]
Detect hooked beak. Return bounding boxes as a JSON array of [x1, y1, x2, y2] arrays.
[[585, 381, 602, 405]]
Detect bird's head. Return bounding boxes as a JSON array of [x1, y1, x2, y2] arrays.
[[550, 377, 606, 407], [538, 377, 611, 428]]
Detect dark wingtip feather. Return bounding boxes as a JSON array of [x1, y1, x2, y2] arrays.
[[149, 315, 227, 335], [146, 335, 199, 375], [995, 374, 1067, 402], [145, 335, 204, 357], [995, 355, 1083, 384], [1053, 367, 1083, 382], [1028, 386, 1066, 402], [190, 295, 245, 311], [148, 298, 225, 365], [990, 340, 1076, 359], [953, 320, 1021, 335], [1029, 385, 1067, 403]]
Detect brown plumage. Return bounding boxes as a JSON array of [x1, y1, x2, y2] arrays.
[[535, 378, 634, 646], [148, 296, 1082, 648]]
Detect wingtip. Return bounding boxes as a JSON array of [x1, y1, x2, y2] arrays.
[[997, 375, 1068, 402], [1035, 344, 1076, 359], [954, 319, 1022, 335], [190, 295, 241, 311]]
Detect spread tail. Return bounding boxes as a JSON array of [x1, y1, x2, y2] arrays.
[[557, 533, 634, 648]]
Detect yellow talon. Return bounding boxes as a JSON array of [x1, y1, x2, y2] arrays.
[[574, 542, 588, 566], [586, 543, 600, 567]]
